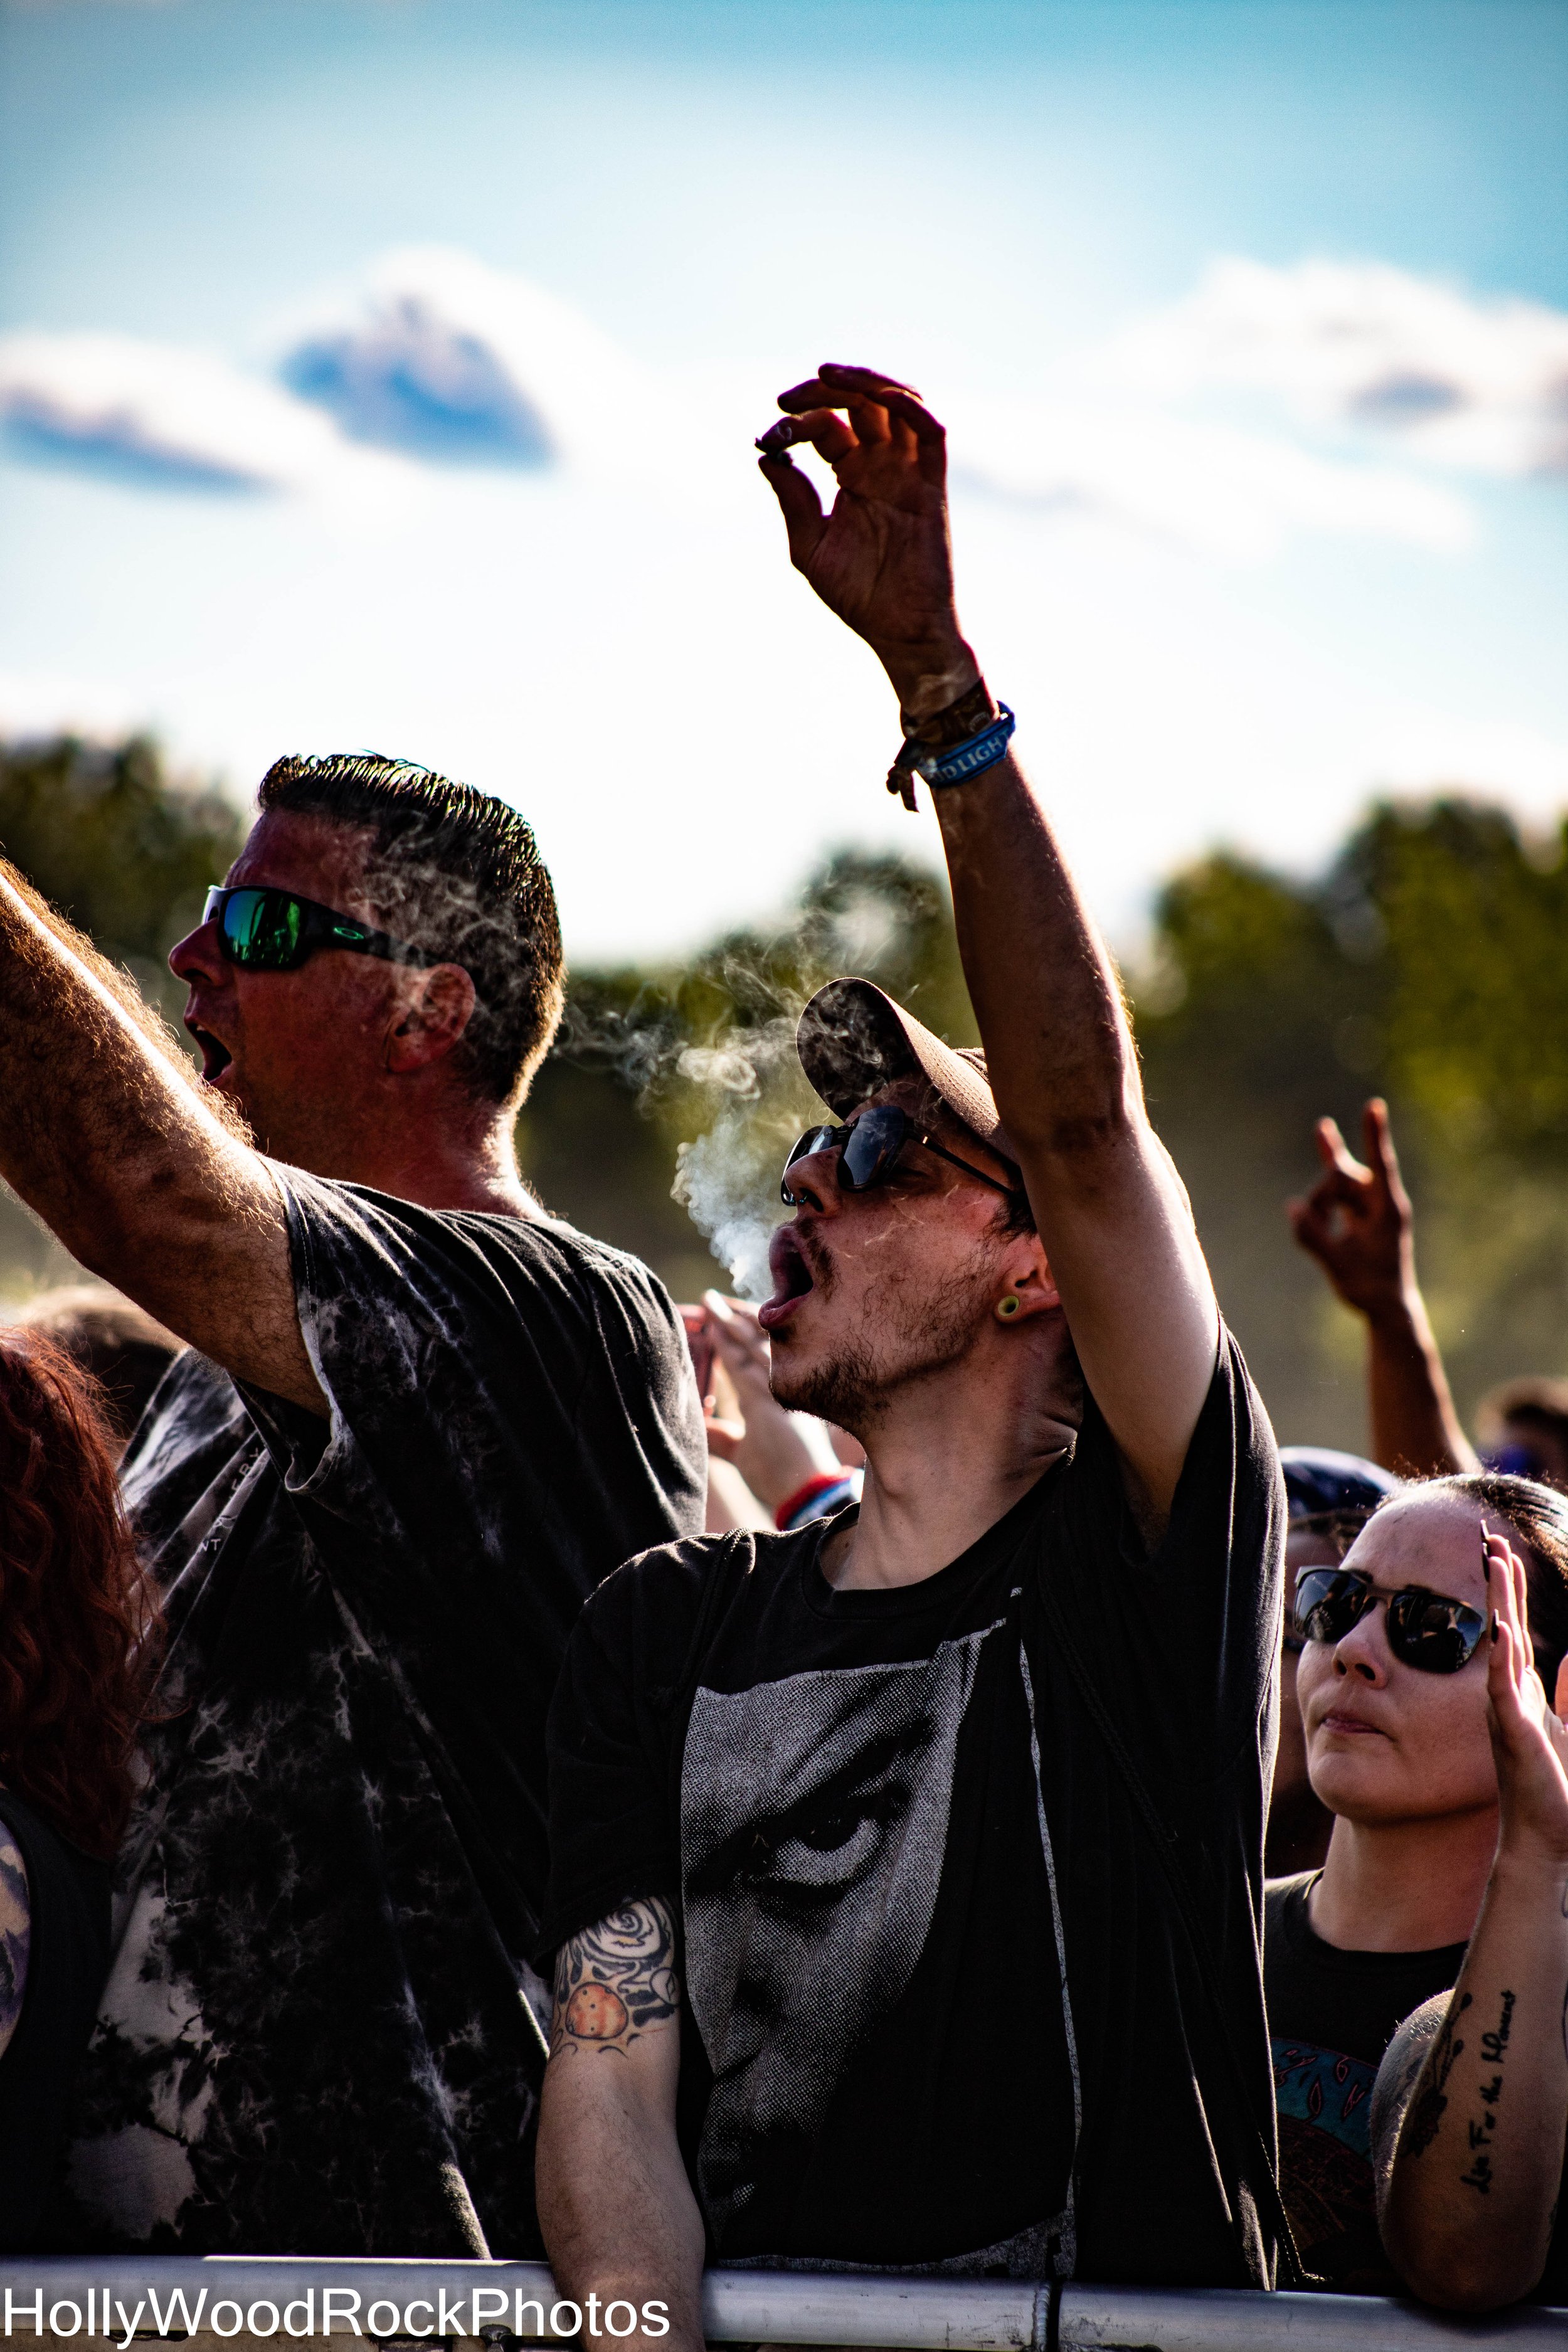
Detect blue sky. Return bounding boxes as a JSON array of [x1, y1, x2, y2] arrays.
[[2, 0, 1565, 961]]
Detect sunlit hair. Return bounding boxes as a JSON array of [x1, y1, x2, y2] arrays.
[[257, 752, 564, 1106], [0, 1330, 160, 1857], [1396, 1471, 1568, 1692]]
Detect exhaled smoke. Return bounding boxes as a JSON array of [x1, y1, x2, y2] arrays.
[[669, 1015, 816, 1301], [554, 977, 820, 1300]]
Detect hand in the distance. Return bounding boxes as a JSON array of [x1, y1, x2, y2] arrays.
[[1287, 1098, 1414, 1317], [699, 1291, 837, 1516], [1486, 1527, 1568, 1871], [757, 364, 978, 718]]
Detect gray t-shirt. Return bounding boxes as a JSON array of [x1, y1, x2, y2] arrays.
[[48, 1172, 706, 2257]]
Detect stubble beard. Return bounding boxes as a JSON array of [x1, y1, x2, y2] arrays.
[[769, 1242, 995, 1438]]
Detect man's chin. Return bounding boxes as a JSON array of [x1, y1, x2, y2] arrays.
[[770, 1340, 884, 1436]]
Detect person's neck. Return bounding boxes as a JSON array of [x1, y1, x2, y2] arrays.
[[823, 1349, 1078, 1592], [1308, 1805, 1500, 1953], [280, 1099, 536, 1217]]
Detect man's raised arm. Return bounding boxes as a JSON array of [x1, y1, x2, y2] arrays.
[[0, 866, 319, 1407], [760, 366, 1217, 1520]]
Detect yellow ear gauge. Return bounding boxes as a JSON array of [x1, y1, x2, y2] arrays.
[[995, 1295, 1022, 1321]]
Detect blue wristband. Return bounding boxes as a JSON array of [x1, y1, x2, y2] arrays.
[[886, 704, 1015, 807], [916, 703, 1016, 786]]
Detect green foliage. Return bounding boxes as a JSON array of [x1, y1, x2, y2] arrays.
[[0, 734, 244, 1291], [0, 735, 244, 998], [1137, 798, 1568, 1446]]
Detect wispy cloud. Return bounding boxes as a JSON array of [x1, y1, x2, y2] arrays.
[[945, 398, 1469, 561], [1101, 256, 1568, 477], [3, 250, 1560, 566], [277, 246, 641, 469], [0, 331, 357, 492]]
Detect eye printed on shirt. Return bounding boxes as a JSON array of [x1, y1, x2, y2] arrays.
[[679, 1632, 989, 2240]]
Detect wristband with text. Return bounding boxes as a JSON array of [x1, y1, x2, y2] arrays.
[[886, 699, 1016, 809]]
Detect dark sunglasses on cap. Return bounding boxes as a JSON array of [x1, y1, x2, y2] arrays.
[[780, 1103, 1025, 1208], [1294, 1567, 1488, 1675], [203, 886, 437, 973]]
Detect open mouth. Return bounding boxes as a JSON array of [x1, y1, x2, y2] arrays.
[[758, 1225, 817, 1332], [189, 1026, 233, 1083]]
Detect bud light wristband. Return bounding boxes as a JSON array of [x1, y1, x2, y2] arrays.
[[886, 704, 1016, 808]]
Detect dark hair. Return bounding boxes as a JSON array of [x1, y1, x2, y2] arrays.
[[1479, 1377, 1568, 1449], [9, 1286, 179, 1446], [257, 753, 564, 1104], [1414, 1471, 1568, 1692], [0, 1331, 160, 1856]]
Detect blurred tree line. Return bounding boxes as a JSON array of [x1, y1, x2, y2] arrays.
[[3, 733, 1565, 1452]]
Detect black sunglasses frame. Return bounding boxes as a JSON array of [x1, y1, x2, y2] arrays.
[[203, 886, 437, 973], [780, 1104, 1026, 1209], [1293, 1566, 1488, 1675]]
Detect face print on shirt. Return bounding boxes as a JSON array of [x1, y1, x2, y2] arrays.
[[680, 1630, 988, 2240]]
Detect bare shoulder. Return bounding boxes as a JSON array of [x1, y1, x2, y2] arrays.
[[0, 1835, 31, 2060], [548, 1897, 681, 2062], [1371, 1991, 1458, 2204]]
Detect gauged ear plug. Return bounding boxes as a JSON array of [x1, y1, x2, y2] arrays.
[[995, 1295, 1022, 1321]]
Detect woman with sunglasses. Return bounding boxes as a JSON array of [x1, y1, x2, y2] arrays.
[[1265, 1471, 1568, 2292], [1371, 1525, 1568, 2309]]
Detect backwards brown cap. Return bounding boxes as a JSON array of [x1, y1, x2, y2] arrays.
[[795, 977, 1019, 1166]]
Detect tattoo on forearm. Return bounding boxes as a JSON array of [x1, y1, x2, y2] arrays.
[[549, 1897, 680, 2060], [0, 1839, 30, 2057], [1405, 1992, 1470, 2159], [1458, 1991, 1516, 2195]]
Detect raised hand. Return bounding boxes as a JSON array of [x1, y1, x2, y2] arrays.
[[757, 363, 978, 716], [1287, 1098, 1414, 1316], [1486, 1527, 1568, 1869]]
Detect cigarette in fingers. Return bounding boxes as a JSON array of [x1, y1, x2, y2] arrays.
[[755, 416, 810, 457]]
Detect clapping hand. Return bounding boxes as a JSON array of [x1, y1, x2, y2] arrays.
[[757, 364, 978, 716], [1486, 1526, 1568, 1869]]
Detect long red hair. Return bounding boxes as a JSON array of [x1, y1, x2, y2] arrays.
[[0, 1328, 159, 1857]]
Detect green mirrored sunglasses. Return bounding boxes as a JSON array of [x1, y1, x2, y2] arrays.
[[203, 886, 437, 973]]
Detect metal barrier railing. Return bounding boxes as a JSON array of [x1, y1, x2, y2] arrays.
[[0, 2262, 1563, 2351]]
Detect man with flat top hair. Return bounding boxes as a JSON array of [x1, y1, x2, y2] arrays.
[[0, 753, 706, 2253], [534, 366, 1290, 2344]]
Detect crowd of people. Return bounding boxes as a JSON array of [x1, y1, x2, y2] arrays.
[[1, 361, 1566, 2328]]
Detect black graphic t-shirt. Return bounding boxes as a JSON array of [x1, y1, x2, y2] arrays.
[[543, 1335, 1286, 2287], [50, 1172, 706, 2258], [1264, 1872, 1466, 2292]]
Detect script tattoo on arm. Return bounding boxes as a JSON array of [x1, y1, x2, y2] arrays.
[[1458, 1989, 1517, 2195], [1404, 1991, 1471, 2159], [549, 1897, 681, 2061], [0, 1837, 30, 2060]]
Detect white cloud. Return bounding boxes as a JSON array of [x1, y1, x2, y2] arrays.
[[945, 396, 1469, 563], [0, 331, 368, 494], [2, 249, 1557, 568], [1103, 256, 1568, 477], [277, 245, 644, 470]]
